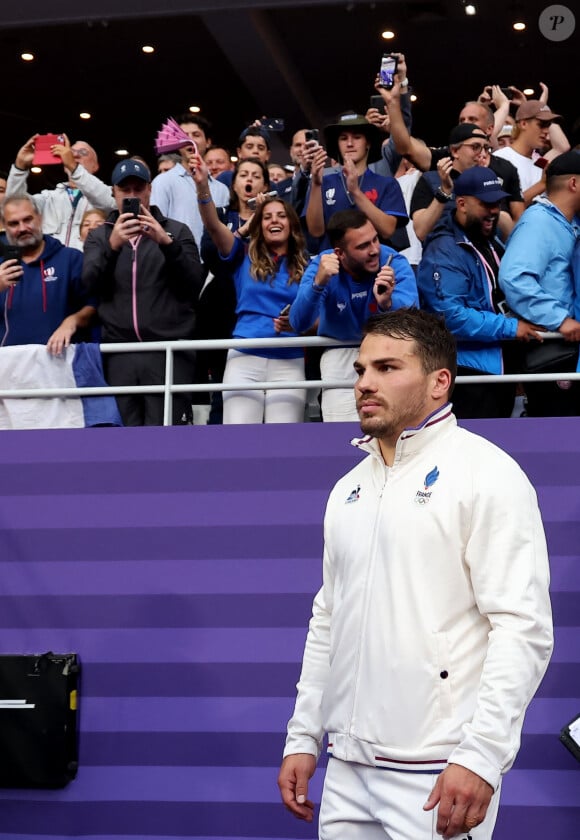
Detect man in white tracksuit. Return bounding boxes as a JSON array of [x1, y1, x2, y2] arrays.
[[278, 308, 553, 839]]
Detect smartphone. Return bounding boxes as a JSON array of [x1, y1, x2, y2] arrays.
[[376, 254, 394, 294], [378, 53, 398, 90], [279, 304, 291, 317], [122, 198, 141, 217], [260, 118, 285, 132], [501, 87, 515, 100], [304, 129, 319, 143], [2, 244, 21, 265], [247, 191, 278, 211], [370, 94, 386, 112], [32, 134, 65, 166]]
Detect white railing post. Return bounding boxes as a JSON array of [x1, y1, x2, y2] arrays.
[[163, 345, 174, 427]]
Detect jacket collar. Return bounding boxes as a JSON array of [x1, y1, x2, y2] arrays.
[[351, 403, 456, 464]]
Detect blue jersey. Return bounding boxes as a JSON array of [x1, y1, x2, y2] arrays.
[[305, 168, 408, 250], [221, 237, 304, 359], [290, 245, 418, 342]]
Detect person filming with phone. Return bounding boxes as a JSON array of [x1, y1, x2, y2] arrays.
[[290, 209, 418, 421], [0, 194, 95, 354], [82, 159, 204, 426]]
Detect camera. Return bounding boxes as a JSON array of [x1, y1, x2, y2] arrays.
[[260, 118, 285, 132]]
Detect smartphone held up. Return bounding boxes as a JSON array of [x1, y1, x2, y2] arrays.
[[122, 198, 141, 218], [378, 53, 398, 90]]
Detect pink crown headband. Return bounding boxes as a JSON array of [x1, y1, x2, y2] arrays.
[[155, 118, 195, 154]]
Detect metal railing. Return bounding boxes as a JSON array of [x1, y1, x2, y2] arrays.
[[0, 333, 577, 426]]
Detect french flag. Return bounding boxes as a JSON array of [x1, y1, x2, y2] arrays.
[[0, 343, 122, 428]]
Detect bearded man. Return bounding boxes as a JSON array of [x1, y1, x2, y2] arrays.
[[416, 166, 543, 418]]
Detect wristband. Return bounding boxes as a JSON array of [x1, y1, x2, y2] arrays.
[[197, 195, 213, 205], [399, 78, 409, 88]]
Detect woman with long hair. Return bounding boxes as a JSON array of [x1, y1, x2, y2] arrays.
[[196, 158, 272, 421], [193, 154, 308, 424]]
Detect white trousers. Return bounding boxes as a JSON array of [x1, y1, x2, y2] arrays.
[[222, 349, 306, 424], [319, 758, 501, 840], [320, 347, 359, 422]]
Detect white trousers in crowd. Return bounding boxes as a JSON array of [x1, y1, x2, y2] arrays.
[[320, 347, 359, 422], [222, 349, 306, 424], [319, 758, 501, 840]]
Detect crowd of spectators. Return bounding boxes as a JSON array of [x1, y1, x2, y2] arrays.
[[0, 52, 578, 426]]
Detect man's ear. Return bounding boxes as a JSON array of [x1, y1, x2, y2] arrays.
[[432, 368, 452, 400], [334, 246, 344, 260]]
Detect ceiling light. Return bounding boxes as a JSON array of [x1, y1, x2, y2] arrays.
[[79, 112, 91, 120], [142, 45, 155, 54], [523, 88, 534, 96], [188, 105, 201, 113], [31, 166, 42, 174], [114, 149, 129, 156], [21, 53, 34, 61], [410, 94, 418, 102], [381, 30, 395, 40], [464, 4, 477, 15], [513, 21, 526, 30]]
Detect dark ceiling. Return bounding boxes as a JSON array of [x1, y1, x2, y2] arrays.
[[0, 0, 577, 191]]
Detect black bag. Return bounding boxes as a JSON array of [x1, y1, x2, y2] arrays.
[[523, 338, 578, 374], [0, 652, 80, 788], [560, 712, 580, 763]]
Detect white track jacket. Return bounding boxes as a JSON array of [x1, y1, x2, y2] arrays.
[[284, 405, 553, 791]]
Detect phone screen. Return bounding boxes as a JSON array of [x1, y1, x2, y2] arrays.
[[379, 54, 398, 90]]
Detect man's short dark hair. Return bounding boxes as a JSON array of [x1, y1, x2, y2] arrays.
[[363, 308, 457, 387], [237, 126, 271, 150], [176, 113, 212, 138], [327, 209, 371, 248], [0, 170, 8, 181]]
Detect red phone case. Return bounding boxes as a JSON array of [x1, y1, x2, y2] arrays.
[[32, 134, 65, 166]]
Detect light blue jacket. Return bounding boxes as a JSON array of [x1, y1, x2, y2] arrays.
[[499, 199, 579, 331]]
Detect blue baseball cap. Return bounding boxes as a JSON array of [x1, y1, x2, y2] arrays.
[[453, 166, 510, 203], [111, 159, 151, 185]]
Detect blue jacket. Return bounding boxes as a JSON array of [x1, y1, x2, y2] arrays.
[[0, 235, 89, 346], [221, 236, 304, 359], [417, 214, 518, 374], [290, 245, 418, 341], [498, 199, 578, 331]]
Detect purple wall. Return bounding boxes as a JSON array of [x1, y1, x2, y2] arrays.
[[0, 419, 578, 839]]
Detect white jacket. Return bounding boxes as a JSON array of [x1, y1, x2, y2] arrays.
[[6, 164, 116, 250], [284, 406, 553, 791]]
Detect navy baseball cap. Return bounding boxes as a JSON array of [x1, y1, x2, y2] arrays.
[[453, 166, 510, 202], [111, 159, 151, 185]]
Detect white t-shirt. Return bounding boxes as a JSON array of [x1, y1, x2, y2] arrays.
[[493, 147, 542, 193]]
